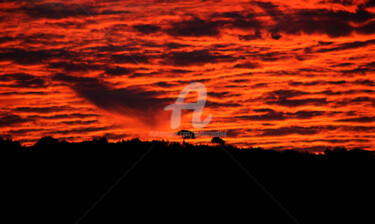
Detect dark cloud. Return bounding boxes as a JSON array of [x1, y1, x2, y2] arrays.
[[235, 109, 325, 121], [205, 101, 242, 108], [332, 63, 354, 67], [209, 91, 241, 98], [317, 39, 375, 53], [101, 133, 128, 140], [111, 53, 149, 64], [169, 69, 193, 74], [320, 0, 363, 6], [165, 50, 236, 66], [52, 126, 111, 135], [253, 108, 274, 113], [270, 31, 282, 40], [48, 62, 102, 73], [354, 79, 375, 86], [15, 33, 65, 45], [265, 89, 306, 99], [288, 110, 325, 119], [291, 138, 368, 144], [341, 66, 373, 75], [333, 89, 374, 95], [274, 9, 375, 37], [289, 81, 324, 86], [0, 36, 13, 44], [236, 110, 286, 121], [105, 66, 132, 76], [14, 106, 72, 113], [233, 61, 260, 69], [342, 126, 375, 132], [0, 114, 32, 127], [214, 11, 264, 31], [0, 73, 46, 88], [263, 89, 328, 107], [164, 42, 192, 49], [128, 72, 154, 78], [318, 41, 334, 45], [87, 44, 129, 53], [52, 73, 100, 85], [61, 120, 99, 125], [328, 80, 348, 85], [52, 73, 170, 126], [252, 83, 268, 88], [7, 128, 44, 135], [257, 51, 288, 61], [270, 98, 328, 107], [357, 20, 375, 34], [256, 1, 284, 20], [238, 31, 262, 41], [20, 2, 89, 19], [165, 18, 224, 37], [0, 48, 70, 65], [0, 91, 46, 96], [335, 96, 373, 106], [211, 11, 245, 19], [100, 9, 131, 15], [337, 116, 375, 123], [226, 129, 245, 138], [152, 81, 176, 88], [133, 24, 161, 34], [365, 61, 375, 68], [260, 126, 330, 137], [270, 145, 327, 152], [231, 16, 263, 30], [28, 113, 100, 120]]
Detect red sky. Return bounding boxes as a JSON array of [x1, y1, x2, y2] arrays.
[[0, 0, 374, 151]]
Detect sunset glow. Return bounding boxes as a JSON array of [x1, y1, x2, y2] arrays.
[[1, 0, 374, 151]]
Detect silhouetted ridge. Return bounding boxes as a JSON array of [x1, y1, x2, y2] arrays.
[[1, 136, 373, 158]]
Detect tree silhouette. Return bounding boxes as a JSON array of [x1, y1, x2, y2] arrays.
[[34, 136, 60, 147], [177, 130, 195, 144], [93, 137, 108, 144], [0, 137, 21, 152], [211, 136, 225, 146]]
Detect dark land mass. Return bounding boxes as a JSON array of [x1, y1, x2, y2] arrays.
[[1, 136, 375, 223]]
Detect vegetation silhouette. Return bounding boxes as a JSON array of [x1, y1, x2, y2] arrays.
[[211, 136, 225, 146], [177, 129, 195, 143], [1, 136, 375, 223]]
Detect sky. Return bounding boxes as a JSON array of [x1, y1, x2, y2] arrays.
[[0, 0, 374, 151]]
